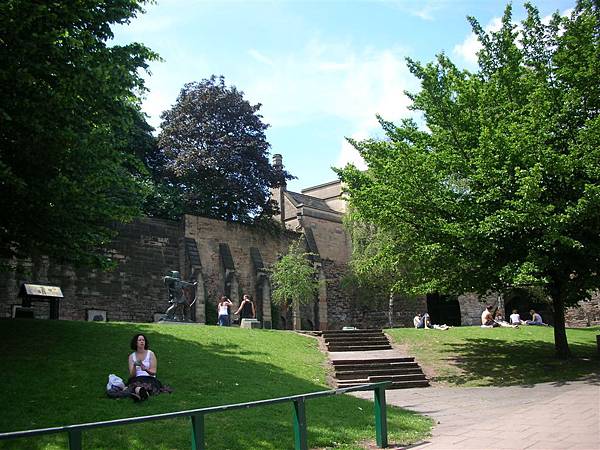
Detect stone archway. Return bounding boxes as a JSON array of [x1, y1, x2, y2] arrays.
[[504, 288, 554, 326], [426, 293, 462, 326]]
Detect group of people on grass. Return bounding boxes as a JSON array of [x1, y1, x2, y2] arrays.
[[481, 305, 548, 328], [217, 294, 256, 326]]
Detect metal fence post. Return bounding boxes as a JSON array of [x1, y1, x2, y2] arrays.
[[374, 386, 388, 448], [68, 430, 82, 450], [191, 414, 205, 450], [292, 398, 308, 450]]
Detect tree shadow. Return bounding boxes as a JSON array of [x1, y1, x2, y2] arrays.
[[434, 337, 600, 386], [0, 319, 430, 449]]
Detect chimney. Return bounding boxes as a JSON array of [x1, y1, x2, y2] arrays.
[[272, 154, 286, 224]]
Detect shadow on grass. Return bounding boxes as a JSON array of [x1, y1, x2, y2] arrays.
[[0, 319, 430, 450], [435, 337, 600, 386]]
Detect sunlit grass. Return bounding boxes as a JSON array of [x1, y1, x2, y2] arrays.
[[387, 325, 600, 386], [0, 319, 432, 449]]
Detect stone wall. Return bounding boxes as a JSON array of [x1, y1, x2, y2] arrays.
[[565, 294, 600, 327], [184, 215, 298, 324], [322, 260, 426, 329], [303, 216, 350, 263], [457, 292, 501, 325], [0, 218, 183, 322]]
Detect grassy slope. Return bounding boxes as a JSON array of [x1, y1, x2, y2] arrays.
[[0, 320, 431, 449], [387, 326, 600, 386]]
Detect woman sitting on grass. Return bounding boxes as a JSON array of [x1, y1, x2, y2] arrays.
[[127, 333, 171, 401]]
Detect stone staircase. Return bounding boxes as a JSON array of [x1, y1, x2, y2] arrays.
[[322, 329, 392, 352], [323, 329, 430, 389], [332, 357, 430, 389]]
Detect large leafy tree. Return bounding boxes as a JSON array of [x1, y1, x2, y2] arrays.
[[156, 76, 292, 223], [338, 1, 600, 358], [0, 0, 157, 268]]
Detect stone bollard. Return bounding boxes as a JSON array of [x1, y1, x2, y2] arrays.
[[241, 318, 261, 329]]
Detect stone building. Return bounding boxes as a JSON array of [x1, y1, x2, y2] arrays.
[[1, 154, 598, 328]]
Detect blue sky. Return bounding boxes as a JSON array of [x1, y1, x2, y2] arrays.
[[113, 0, 573, 192]]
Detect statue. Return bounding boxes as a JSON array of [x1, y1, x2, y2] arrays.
[[163, 271, 197, 322]]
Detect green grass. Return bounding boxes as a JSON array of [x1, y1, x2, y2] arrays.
[[0, 320, 432, 449], [387, 325, 600, 387]]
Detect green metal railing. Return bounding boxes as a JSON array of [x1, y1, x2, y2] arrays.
[[0, 381, 391, 449]]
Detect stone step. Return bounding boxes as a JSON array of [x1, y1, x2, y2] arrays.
[[325, 335, 388, 342], [327, 344, 393, 352], [335, 367, 424, 380], [333, 362, 419, 372], [326, 339, 390, 346], [337, 379, 430, 389], [332, 357, 415, 366], [325, 335, 387, 341], [367, 373, 428, 383], [323, 328, 383, 333], [322, 329, 384, 337]]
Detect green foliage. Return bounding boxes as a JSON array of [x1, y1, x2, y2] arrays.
[[270, 239, 319, 321], [337, 1, 600, 358], [0, 0, 158, 268], [0, 320, 432, 449], [155, 75, 293, 223]]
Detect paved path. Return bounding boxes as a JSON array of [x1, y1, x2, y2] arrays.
[[354, 376, 600, 450]]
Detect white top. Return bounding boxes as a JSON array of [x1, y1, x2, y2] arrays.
[[131, 350, 154, 377], [218, 304, 229, 315], [509, 313, 521, 324]]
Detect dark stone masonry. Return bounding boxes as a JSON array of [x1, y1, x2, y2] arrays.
[[1, 170, 598, 329]]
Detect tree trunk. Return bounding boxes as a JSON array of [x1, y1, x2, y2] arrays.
[[550, 285, 571, 359], [293, 300, 301, 330], [388, 290, 394, 328]]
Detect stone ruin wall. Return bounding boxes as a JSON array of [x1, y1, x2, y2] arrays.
[[0, 218, 182, 322], [183, 215, 298, 323], [564, 293, 600, 327], [322, 260, 427, 330], [2, 213, 598, 330]]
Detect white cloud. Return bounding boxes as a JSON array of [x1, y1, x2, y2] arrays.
[[380, 0, 448, 21], [248, 49, 274, 66], [240, 39, 417, 170], [453, 17, 502, 68], [337, 134, 369, 170], [453, 7, 574, 68]]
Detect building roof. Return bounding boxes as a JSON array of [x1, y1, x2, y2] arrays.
[[285, 191, 340, 214]]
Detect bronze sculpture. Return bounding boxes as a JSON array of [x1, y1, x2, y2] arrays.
[[162, 271, 197, 322]]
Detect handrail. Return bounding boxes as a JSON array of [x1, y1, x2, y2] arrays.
[[0, 381, 391, 450]]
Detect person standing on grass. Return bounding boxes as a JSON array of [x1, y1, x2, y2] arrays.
[[217, 296, 233, 326], [235, 294, 256, 321]]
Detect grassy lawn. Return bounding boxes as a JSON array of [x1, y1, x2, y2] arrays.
[[0, 320, 431, 449], [387, 325, 600, 387]]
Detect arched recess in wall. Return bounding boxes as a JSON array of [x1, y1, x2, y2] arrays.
[[504, 288, 554, 326], [426, 293, 461, 326]]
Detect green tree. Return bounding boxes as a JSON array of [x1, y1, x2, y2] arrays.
[[156, 76, 293, 224], [338, 1, 600, 358], [343, 213, 411, 328], [270, 239, 319, 330], [0, 0, 157, 268]]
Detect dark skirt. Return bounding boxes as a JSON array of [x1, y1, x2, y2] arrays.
[[127, 376, 173, 395]]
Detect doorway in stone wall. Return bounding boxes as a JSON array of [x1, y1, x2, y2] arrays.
[[426, 293, 461, 326], [504, 288, 554, 326]]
